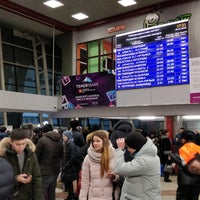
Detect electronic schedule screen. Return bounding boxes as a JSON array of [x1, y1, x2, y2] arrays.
[[115, 20, 189, 90]]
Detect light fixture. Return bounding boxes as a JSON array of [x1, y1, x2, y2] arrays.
[[43, 0, 64, 8], [72, 13, 89, 20], [138, 116, 157, 120], [182, 115, 200, 120], [43, 121, 49, 125], [118, 0, 137, 7]]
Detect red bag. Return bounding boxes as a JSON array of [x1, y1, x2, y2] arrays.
[[76, 170, 82, 196]]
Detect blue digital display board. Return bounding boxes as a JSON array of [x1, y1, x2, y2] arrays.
[[115, 20, 189, 90]]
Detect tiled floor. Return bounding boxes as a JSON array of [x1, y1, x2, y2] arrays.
[[56, 175, 178, 200], [161, 175, 177, 200]]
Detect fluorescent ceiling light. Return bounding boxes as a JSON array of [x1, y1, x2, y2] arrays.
[[43, 0, 64, 8], [118, 0, 137, 7], [182, 115, 200, 120], [72, 13, 89, 20], [138, 116, 157, 120]]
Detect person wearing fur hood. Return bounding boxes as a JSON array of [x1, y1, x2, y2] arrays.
[[79, 130, 120, 200], [0, 128, 42, 200]]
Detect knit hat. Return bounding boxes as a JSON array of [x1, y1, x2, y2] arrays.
[[63, 130, 73, 139], [181, 130, 195, 141], [125, 132, 147, 152], [42, 124, 53, 133]]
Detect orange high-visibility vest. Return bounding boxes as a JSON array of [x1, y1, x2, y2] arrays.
[[179, 142, 200, 165]]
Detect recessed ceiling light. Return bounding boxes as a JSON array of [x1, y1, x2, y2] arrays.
[[72, 13, 89, 20], [43, 0, 64, 8], [118, 0, 137, 7]]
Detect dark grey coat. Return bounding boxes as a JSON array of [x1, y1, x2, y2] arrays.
[[0, 157, 15, 200]]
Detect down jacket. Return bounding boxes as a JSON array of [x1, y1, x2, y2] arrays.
[[114, 138, 161, 200], [0, 157, 15, 200], [36, 131, 63, 175], [79, 142, 117, 200], [0, 137, 42, 200]]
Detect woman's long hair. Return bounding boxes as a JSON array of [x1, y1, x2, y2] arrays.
[[92, 130, 110, 177]]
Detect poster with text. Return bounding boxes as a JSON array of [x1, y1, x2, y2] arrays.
[[62, 72, 116, 109]]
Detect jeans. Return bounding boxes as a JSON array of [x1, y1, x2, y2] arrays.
[[42, 174, 58, 200]]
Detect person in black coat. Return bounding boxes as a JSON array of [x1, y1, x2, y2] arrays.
[[62, 130, 82, 200], [110, 120, 133, 149], [0, 157, 15, 199], [171, 130, 200, 200], [69, 120, 85, 148], [36, 125, 64, 200], [110, 120, 135, 163], [0, 126, 9, 140], [194, 129, 200, 146], [158, 129, 172, 182]]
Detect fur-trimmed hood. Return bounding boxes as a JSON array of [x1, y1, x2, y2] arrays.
[[0, 137, 36, 156]]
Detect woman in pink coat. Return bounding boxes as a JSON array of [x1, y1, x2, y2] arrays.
[[79, 130, 119, 200]]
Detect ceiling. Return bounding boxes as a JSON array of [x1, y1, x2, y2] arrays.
[[0, 0, 191, 37]]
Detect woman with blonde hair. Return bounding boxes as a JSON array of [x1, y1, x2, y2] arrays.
[[79, 130, 119, 200]]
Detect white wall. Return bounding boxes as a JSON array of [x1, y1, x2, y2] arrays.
[[2, 1, 199, 118], [73, 1, 200, 107], [0, 90, 58, 113]]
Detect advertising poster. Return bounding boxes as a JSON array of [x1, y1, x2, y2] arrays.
[[62, 72, 116, 109]]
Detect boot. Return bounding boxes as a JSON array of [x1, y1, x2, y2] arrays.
[[164, 172, 172, 182], [73, 193, 79, 200]]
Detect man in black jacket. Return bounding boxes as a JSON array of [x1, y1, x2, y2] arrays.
[[36, 124, 63, 200], [69, 120, 85, 148]]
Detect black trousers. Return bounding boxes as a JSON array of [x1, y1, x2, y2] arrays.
[[176, 185, 200, 200]]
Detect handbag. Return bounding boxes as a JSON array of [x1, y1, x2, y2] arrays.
[[61, 163, 78, 183], [164, 164, 173, 173]]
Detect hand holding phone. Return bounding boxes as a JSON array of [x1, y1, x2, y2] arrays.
[[17, 173, 32, 184]]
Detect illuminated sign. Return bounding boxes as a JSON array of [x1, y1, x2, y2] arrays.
[[115, 20, 189, 90]]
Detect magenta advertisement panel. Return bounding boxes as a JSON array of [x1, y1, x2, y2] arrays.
[[62, 72, 116, 109]]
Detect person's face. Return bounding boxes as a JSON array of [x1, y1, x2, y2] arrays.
[[11, 139, 27, 154], [63, 135, 68, 142], [126, 146, 136, 154], [181, 138, 186, 144], [180, 128, 184, 133], [188, 160, 200, 175], [92, 136, 103, 152]]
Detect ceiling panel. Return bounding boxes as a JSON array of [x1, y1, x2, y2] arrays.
[[0, 0, 191, 36]]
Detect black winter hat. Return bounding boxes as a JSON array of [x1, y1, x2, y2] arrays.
[[69, 120, 79, 128], [181, 130, 195, 141], [125, 132, 147, 152], [42, 124, 53, 133]]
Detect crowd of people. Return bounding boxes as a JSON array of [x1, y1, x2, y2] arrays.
[[0, 120, 200, 200]]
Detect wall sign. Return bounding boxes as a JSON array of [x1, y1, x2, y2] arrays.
[[62, 72, 116, 109]]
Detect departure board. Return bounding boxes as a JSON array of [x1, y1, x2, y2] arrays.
[[115, 20, 189, 90]]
